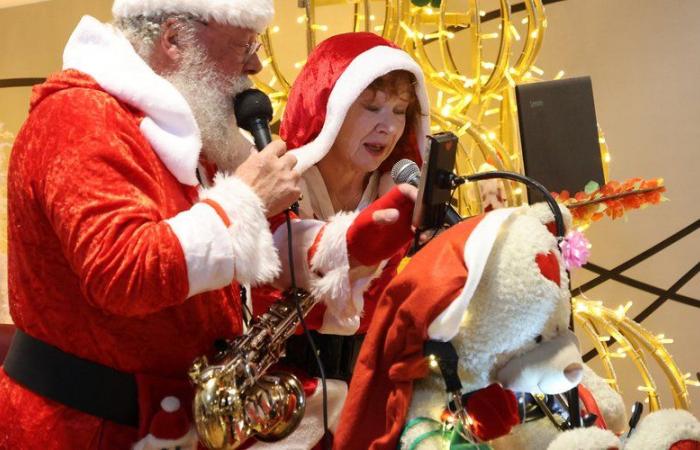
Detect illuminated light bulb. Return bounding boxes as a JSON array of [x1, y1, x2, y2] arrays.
[[490, 93, 504, 101], [436, 91, 444, 108], [399, 21, 415, 38], [425, 7, 433, 15], [479, 10, 486, 17], [521, 17, 529, 25], [446, 96, 460, 105], [530, 29, 539, 39], [294, 60, 307, 69], [416, 32, 425, 40], [604, 153, 611, 163], [598, 335, 612, 342], [484, 108, 500, 116], [509, 24, 521, 41], [374, 25, 384, 32], [510, 154, 518, 161], [447, 32, 455, 39], [530, 65, 545, 76], [487, 131, 497, 141], [463, 78, 476, 88], [457, 122, 473, 135], [312, 24, 329, 31], [261, 57, 272, 67], [555, 70, 566, 80], [514, 188, 523, 195], [296, 15, 307, 24], [637, 386, 656, 393], [481, 32, 500, 40], [428, 354, 439, 369], [599, 137, 607, 144], [430, 125, 441, 132], [369, 15, 376, 21], [269, 75, 278, 87], [480, 75, 490, 84], [543, 18, 548, 28], [270, 25, 280, 33], [441, 105, 452, 117], [656, 334, 674, 344]]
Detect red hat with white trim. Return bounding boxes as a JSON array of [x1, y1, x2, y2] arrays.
[[137, 396, 196, 449], [112, 0, 274, 33], [281, 32, 430, 174]]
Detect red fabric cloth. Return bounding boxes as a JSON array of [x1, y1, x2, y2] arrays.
[[464, 384, 520, 441], [578, 384, 609, 430], [346, 186, 415, 266], [672, 440, 700, 450], [0, 70, 245, 448], [333, 215, 487, 450]]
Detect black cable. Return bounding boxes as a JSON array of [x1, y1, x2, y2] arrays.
[[284, 210, 331, 450]]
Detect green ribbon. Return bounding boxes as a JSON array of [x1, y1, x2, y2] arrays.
[[400, 417, 493, 450]]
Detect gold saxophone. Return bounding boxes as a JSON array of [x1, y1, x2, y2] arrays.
[[189, 288, 316, 449]]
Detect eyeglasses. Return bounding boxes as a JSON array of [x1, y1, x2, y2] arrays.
[[191, 18, 263, 65]]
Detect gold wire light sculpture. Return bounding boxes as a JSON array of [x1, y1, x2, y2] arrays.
[[254, 0, 692, 410]]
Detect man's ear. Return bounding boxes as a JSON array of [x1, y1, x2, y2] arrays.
[[159, 17, 184, 63]]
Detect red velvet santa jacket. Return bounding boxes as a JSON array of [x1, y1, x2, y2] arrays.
[[0, 68, 260, 448]]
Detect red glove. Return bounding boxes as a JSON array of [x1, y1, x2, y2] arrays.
[[346, 186, 415, 266], [465, 383, 520, 441]]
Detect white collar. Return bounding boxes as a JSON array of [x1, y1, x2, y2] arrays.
[[62, 15, 202, 186]]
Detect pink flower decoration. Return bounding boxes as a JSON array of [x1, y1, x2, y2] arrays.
[[559, 230, 591, 269]]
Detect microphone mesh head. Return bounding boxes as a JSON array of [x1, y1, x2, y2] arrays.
[[391, 159, 420, 184], [233, 89, 273, 131]]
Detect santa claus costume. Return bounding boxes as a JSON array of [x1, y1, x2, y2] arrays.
[[0, 3, 418, 449], [249, 32, 430, 449]]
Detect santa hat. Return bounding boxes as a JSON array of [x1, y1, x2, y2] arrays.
[[134, 396, 196, 450], [281, 32, 431, 174], [112, 0, 274, 33]]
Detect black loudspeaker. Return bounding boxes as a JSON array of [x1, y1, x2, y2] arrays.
[[515, 76, 605, 203]]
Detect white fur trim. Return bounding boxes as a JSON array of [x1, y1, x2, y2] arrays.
[[112, 0, 274, 33], [496, 329, 583, 394], [161, 396, 180, 413], [288, 46, 431, 173], [248, 379, 347, 449], [547, 427, 620, 450], [200, 173, 280, 285], [132, 427, 198, 450], [427, 208, 517, 341], [625, 409, 700, 450], [63, 16, 201, 186], [166, 202, 235, 297], [309, 211, 359, 319]]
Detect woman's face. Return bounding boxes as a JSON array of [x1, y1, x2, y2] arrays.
[[329, 87, 410, 174]]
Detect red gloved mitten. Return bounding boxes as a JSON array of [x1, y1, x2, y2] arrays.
[[346, 186, 415, 266], [464, 383, 520, 441]]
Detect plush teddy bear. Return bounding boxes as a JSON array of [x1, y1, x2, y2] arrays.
[[334, 203, 587, 450]]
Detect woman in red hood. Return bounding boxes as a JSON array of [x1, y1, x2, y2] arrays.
[[250, 32, 430, 449]]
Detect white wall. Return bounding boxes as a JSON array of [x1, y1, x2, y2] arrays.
[[539, 0, 700, 416]]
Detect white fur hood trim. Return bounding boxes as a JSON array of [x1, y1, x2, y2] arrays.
[[113, 0, 274, 33], [63, 15, 201, 186], [427, 208, 517, 341], [625, 409, 700, 450], [547, 427, 621, 450]]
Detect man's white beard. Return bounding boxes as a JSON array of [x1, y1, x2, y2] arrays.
[[165, 46, 254, 172]]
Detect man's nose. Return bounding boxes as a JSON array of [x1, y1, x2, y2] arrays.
[[243, 53, 263, 75]]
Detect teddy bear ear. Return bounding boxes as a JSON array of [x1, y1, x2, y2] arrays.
[[522, 202, 572, 237]]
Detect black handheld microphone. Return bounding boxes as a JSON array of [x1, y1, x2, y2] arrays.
[[391, 159, 463, 226], [234, 88, 274, 150]]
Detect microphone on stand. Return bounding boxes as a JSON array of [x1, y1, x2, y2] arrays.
[[234, 88, 274, 151], [391, 159, 463, 226]]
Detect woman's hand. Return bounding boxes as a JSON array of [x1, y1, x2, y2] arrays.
[[370, 183, 417, 225]]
